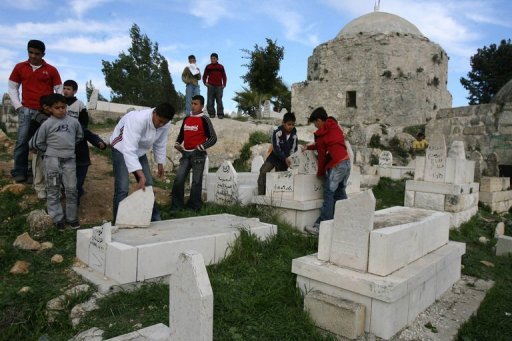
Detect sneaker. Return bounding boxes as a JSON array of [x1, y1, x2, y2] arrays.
[[305, 224, 320, 235], [69, 220, 80, 230], [218, 115, 224, 119], [209, 114, 216, 118], [13, 175, 27, 183], [54, 220, 65, 231]]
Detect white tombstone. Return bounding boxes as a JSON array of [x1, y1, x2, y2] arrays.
[[169, 251, 213, 341], [87, 88, 99, 110], [326, 190, 376, 271], [214, 161, 239, 204], [251, 155, 265, 173], [89, 222, 112, 274], [448, 140, 466, 159], [424, 133, 447, 183], [378, 151, 393, 167], [262, 100, 271, 117], [266, 170, 294, 195], [115, 186, 155, 228], [289, 150, 318, 175]]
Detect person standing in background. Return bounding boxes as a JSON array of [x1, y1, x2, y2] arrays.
[[202, 53, 227, 119], [182, 55, 201, 116], [8, 39, 62, 183]]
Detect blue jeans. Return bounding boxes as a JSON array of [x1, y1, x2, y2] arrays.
[[171, 150, 207, 211], [112, 148, 160, 224], [206, 85, 224, 117], [316, 159, 351, 225], [76, 165, 89, 205], [185, 84, 201, 115], [12, 107, 38, 178], [44, 156, 78, 224]]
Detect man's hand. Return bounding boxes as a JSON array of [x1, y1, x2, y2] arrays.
[[157, 164, 164, 178], [285, 158, 292, 167], [174, 142, 184, 153], [98, 142, 106, 150], [134, 170, 146, 191]]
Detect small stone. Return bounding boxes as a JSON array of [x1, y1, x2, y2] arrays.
[[27, 209, 54, 238], [40, 242, 53, 250], [19, 286, 31, 293], [9, 260, 30, 274], [51, 254, 63, 264], [480, 260, 495, 267], [69, 327, 104, 341], [478, 236, 489, 244], [47, 295, 67, 310], [13, 232, 41, 250], [1, 183, 26, 195], [495, 222, 505, 237], [65, 284, 90, 296]]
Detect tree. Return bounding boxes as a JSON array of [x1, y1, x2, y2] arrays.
[[460, 39, 512, 104], [101, 24, 181, 109], [235, 39, 290, 116], [85, 80, 108, 102]]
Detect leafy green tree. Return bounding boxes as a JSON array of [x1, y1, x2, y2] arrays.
[[101, 24, 181, 109], [235, 38, 290, 116], [460, 39, 512, 104], [85, 80, 108, 102]]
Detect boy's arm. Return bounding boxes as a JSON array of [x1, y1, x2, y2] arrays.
[[29, 123, 48, 152], [202, 66, 209, 85], [75, 122, 84, 144], [197, 116, 217, 151], [7, 80, 22, 110], [271, 128, 287, 162], [84, 128, 106, 149]]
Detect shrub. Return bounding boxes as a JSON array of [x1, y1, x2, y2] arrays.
[[368, 134, 384, 148], [382, 70, 392, 78]]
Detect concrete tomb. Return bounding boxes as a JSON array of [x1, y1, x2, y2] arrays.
[[75, 214, 276, 286], [479, 176, 512, 213], [405, 138, 479, 228], [292, 189, 464, 339]]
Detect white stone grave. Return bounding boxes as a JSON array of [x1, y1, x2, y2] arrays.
[[479, 176, 512, 213], [378, 151, 392, 167], [292, 189, 464, 339], [377, 151, 415, 180], [214, 161, 239, 204], [406, 140, 478, 228], [205, 160, 258, 205], [251, 155, 265, 173], [74, 214, 276, 286], [115, 186, 154, 228], [170, 251, 213, 341]]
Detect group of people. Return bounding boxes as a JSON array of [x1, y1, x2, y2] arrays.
[[8, 39, 351, 236]]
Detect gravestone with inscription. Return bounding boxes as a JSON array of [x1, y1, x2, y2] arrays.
[[214, 161, 239, 204], [289, 150, 318, 175], [88, 222, 112, 274], [405, 139, 478, 228], [293, 189, 465, 339], [378, 151, 393, 168]]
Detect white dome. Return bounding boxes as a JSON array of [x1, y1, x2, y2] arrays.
[[337, 12, 423, 38]]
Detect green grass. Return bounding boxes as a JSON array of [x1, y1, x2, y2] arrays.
[[1, 175, 511, 340]]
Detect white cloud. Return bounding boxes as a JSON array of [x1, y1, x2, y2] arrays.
[[51, 35, 131, 55], [70, 0, 111, 18], [189, 0, 233, 27], [1, 0, 48, 10]]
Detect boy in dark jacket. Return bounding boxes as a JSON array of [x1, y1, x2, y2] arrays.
[[305, 107, 351, 235], [257, 112, 298, 195], [171, 95, 217, 213], [63, 80, 106, 205]]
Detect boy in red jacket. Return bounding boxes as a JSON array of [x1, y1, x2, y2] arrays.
[[171, 95, 217, 213], [305, 107, 351, 235], [202, 53, 227, 119]]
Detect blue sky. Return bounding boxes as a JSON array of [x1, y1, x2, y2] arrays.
[[1, 0, 511, 114]]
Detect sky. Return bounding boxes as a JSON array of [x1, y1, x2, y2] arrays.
[[0, 0, 511, 114]]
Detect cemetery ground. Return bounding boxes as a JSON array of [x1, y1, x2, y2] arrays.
[[0, 139, 511, 340]]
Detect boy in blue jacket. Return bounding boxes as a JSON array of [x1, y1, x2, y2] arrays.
[[257, 112, 298, 195]]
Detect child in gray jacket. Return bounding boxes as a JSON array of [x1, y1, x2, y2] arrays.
[[29, 93, 83, 230]]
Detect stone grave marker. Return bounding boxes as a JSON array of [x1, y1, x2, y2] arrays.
[[88, 222, 112, 274], [289, 150, 318, 175], [469, 150, 484, 182], [262, 100, 271, 117], [169, 251, 213, 341], [486, 152, 500, 177], [251, 155, 265, 173], [329, 190, 376, 271], [424, 133, 447, 182], [214, 161, 239, 204], [266, 170, 294, 194], [448, 140, 466, 159], [378, 151, 393, 167], [115, 186, 155, 228]]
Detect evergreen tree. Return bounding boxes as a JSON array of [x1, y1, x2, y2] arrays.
[[460, 39, 512, 104], [101, 24, 180, 108]]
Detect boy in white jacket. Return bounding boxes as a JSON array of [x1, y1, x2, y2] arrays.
[[110, 103, 175, 224]]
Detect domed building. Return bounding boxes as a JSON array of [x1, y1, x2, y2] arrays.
[[291, 11, 452, 127], [491, 78, 512, 104]]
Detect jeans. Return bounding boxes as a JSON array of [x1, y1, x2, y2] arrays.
[[44, 156, 78, 224], [76, 165, 89, 205], [185, 84, 201, 115], [12, 107, 38, 178], [171, 150, 207, 211], [206, 85, 224, 117], [32, 151, 45, 194], [112, 148, 160, 224], [316, 159, 351, 225], [257, 160, 288, 195]]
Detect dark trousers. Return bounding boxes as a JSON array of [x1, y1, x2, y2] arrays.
[[206, 85, 224, 117], [171, 150, 207, 211]]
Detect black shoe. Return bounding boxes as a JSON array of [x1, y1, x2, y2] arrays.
[[218, 115, 224, 119], [14, 175, 27, 183], [209, 114, 216, 118], [69, 220, 80, 230], [54, 220, 66, 231]]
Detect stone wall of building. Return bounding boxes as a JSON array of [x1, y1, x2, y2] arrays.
[[291, 32, 452, 127], [426, 102, 512, 165]]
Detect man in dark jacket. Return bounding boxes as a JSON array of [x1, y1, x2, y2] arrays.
[[305, 107, 351, 235]]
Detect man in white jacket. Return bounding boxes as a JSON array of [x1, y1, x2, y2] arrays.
[[110, 103, 175, 224]]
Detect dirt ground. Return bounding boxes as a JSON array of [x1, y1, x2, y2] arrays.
[[0, 130, 170, 226]]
